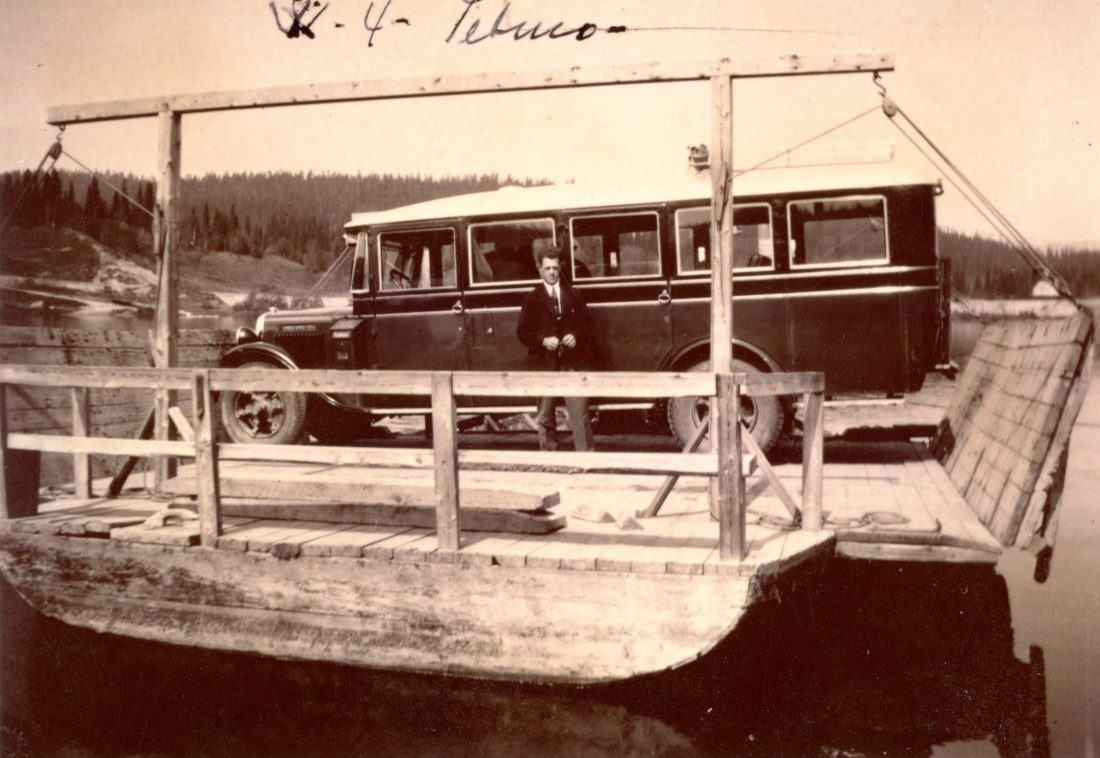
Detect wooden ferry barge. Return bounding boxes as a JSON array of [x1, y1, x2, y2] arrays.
[[0, 309, 1091, 682], [1, 54, 1094, 684]]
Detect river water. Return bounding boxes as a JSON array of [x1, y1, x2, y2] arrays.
[[1, 333, 1097, 756]]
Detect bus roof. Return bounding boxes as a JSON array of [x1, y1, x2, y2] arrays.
[[345, 162, 940, 230]]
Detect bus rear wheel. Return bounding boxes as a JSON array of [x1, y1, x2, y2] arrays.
[[219, 361, 307, 445], [667, 358, 786, 454]]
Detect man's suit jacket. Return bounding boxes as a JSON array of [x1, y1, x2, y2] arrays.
[[516, 281, 596, 371]]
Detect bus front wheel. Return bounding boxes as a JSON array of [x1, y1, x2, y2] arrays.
[[219, 361, 307, 445], [667, 358, 786, 454]]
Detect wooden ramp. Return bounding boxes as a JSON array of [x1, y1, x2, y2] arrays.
[[930, 312, 1094, 573]]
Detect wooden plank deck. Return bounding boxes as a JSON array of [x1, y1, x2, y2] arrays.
[[3, 440, 1000, 570]]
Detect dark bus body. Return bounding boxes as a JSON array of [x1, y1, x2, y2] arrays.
[[220, 163, 948, 448]]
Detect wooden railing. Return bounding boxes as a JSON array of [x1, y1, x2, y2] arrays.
[[0, 364, 824, 562]]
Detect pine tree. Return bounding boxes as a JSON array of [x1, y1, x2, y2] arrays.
[[83, 176, 104, 239]]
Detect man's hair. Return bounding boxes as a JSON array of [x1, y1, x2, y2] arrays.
[[538, 247, 563, 267]]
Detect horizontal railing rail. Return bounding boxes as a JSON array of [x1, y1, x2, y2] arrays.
[[0, 365, 820, 398], [0, 364, 824, 561]]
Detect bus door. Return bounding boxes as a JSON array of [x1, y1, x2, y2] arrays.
[[567, 210, 671, 371], [463, 217, 558, 376], [370, 226, 467, 374]]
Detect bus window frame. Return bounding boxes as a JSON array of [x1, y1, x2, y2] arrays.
[[466, 217, 557, 288], [674, 203, 776, 277], [786, 194, 891, 271], [375, 226, 458, 294], [351, 231, 370, 294], [568, 210, 663, 282]]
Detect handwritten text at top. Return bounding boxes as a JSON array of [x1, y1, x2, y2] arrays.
[[274, 0, 612, 45]]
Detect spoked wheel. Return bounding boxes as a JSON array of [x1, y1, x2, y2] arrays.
[[667, 358, 787, 454], [219, 361, 307, 444]]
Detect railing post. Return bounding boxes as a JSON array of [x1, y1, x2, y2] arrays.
[[71, 386, 92, 499], [716, 374, 745, 560], [0, 384, 8, 519], [431, 372, 460, 551], [801, 388, 824, 531], [191, 369, 221, 546], [0, 383, 38, 520]]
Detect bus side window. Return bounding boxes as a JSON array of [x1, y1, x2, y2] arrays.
[[571, 212, 660, 279], [675, 205, 774, 274], [788, 196, 888, 268], [469, 219, 555, 285], [377, 228, 457, 290]]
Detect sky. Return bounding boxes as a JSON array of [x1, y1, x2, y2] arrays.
[[1, 0, 1098, 248]]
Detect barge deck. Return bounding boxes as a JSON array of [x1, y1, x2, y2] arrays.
[[5, 437, 999, 570]]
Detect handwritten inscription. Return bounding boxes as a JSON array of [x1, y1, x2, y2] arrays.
[[270, 1, 329, 39], [273, 0, 607, 45], [446, 0, 599, 44], [363, 0, 394, 47]]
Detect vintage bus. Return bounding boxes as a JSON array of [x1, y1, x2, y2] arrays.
[[219, 162, 949, 452]]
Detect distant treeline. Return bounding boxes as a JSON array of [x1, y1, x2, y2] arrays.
[[0, 169, 540, 272], [2, 168, 1099, 295], [939, 229, 1100, 298]]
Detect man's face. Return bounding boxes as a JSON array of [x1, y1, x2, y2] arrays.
[[539, 257, 561, 286]]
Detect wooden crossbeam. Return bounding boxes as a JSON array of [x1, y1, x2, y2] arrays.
[[7, 432, 192, 458], [640, 416, 711, 519], [107, 407, 155, 498], [47, 53, 893, 125], [0, 364, 821, 400], [738, 425, 800, 521]]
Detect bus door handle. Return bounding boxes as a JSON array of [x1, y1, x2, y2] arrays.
[[451, 300, 464, 315], [657, 289, 671, 306]]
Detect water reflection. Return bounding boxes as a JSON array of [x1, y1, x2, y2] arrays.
[[1, 559, 1047, 757]]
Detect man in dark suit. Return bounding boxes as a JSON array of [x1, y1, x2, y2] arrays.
[[516, 248, 596, 451]]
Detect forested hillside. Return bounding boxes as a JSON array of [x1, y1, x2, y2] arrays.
[[2, 168, 1098, 297], [1, 169, 540, 275]]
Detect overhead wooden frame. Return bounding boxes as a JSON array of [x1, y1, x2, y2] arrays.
[[46, 53, 892, 125]]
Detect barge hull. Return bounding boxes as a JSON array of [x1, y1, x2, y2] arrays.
[[0, 529, 780, 684]]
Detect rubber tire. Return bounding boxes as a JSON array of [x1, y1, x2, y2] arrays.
[[219, 361, 307, 445], [667, 358, 786, 454]]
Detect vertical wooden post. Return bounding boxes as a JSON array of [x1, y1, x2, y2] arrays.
[[716, 374, 744, 560], [0, 385, 8, 519], [708, 74, 736, 529], [153, 107, 182, 490], [431, 372, 460, 551], [192, 369, 221, 546], [0, 385, 39, 520], [801, 389, 824, 531], [71, 386, 92, 499], [708, 75, 735, 374]]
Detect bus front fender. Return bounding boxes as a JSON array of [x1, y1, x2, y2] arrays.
[[219, 341, 301, 370]]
